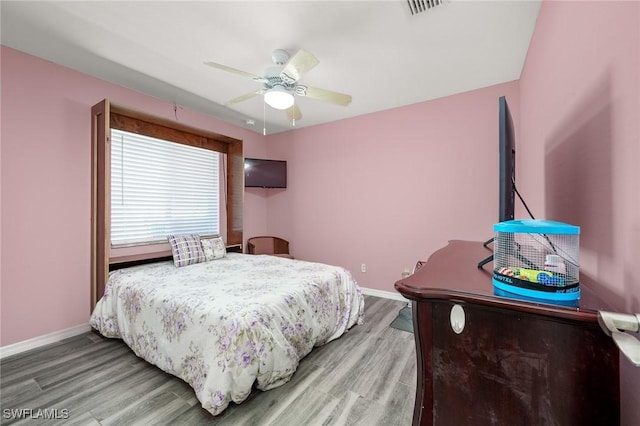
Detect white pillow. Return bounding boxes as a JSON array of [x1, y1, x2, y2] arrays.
[[201, 236, 227, 261]]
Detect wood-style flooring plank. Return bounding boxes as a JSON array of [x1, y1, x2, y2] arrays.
[[1, 295, 416, 425]]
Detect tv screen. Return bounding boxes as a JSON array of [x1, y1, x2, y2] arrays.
[[498, 96, 515, 222], [244, 158, 287, 188]]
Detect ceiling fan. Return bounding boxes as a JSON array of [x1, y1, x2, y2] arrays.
[[204, 49, 352, 121]]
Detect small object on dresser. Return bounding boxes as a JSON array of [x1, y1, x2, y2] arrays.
[[492, 219, 580, 304]]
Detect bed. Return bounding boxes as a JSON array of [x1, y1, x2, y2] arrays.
[[89, 252, 364, 416]]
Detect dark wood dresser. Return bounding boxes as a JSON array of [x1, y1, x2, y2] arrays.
[[395, 240, 619, 426]]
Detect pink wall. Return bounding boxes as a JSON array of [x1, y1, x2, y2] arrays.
[[265, 81, 520, 292], [515, 1, 639, 424], [0, 46, 269, 347]]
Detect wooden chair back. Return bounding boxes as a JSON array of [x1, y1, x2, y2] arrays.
[[247, 236, 293, 258]]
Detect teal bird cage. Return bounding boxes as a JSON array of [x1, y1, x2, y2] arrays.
[[492, 219, 580, 303]]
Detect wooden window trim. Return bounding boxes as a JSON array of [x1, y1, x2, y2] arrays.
[[91, 99, 243, 308]]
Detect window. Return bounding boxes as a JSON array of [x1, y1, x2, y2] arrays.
[[110, 129, 220, 246]]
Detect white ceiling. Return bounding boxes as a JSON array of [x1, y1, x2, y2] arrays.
[[1, 0, 541, 135]]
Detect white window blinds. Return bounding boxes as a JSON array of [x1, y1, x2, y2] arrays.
[[110, 129, 219, 247]]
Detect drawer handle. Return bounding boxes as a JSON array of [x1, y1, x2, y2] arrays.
[[450, 304, 465, 334]]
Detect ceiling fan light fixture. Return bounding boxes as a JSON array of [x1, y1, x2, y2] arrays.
[[264, 85, 294, 110]]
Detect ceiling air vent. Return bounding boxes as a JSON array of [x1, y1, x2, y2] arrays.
[[407, 0, 445, 15]]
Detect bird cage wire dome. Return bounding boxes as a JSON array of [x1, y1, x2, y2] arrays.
[[492, 219, 580, 303]]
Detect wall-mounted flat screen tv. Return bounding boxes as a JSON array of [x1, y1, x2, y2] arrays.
[[244, 158, 287, 188]]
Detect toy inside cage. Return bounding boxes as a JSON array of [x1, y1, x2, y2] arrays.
[[492, 219, 580, 302]]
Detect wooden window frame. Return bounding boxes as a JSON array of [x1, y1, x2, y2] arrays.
[[91, 99, 243, 308]]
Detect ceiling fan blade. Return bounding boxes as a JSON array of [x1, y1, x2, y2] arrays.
[[301, 85, 352, 106], [226, 91, 260, 106], [286, 104, 302, 121], [204, 61, 263, 81], [280, 49, 319, 84]]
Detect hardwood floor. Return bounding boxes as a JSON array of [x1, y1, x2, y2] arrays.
[[1, 296, 415, 425]]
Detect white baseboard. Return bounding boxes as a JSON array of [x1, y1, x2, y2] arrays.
[[360, 287, 409, 302], [0, 323, 91, 360]]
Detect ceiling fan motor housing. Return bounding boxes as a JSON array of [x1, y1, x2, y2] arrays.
[[264, 66, 296, 91]]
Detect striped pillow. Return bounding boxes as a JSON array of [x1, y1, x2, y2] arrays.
[[168, 234, 205, 267]]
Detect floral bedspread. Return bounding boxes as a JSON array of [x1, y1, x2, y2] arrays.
[[89, 253, 364, 415]]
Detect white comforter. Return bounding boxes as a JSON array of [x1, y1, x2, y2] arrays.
[[90, 253, 364, 415]]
